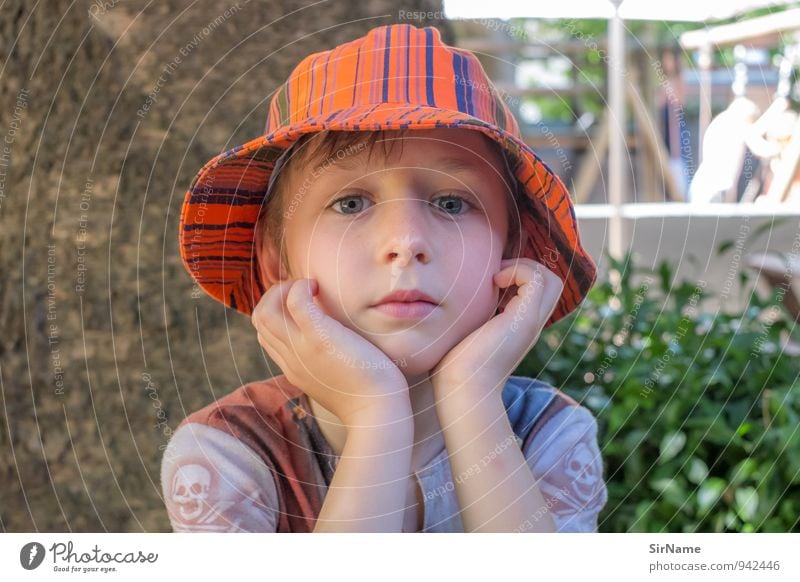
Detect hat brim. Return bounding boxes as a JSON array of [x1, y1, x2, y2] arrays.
[[179, 102, 597, 327]]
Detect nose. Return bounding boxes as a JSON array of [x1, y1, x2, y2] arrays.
[[376, 197, 432, 267]]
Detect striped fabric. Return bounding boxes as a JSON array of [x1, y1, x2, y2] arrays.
[[179, 23, 597, 328]]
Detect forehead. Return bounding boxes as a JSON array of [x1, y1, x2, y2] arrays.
[[307, 128, 507, 175]]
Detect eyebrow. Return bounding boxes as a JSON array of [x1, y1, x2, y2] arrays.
[[312, 154, 489, 178], [430, 156, 502, 189], [310, 154, 366, 175]]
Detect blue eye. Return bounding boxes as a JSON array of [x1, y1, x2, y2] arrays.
[[434, 194, 471, 215], [330, 195, 372, 215]]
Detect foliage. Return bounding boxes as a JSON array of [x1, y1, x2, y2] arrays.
[[517, 247, 800, 532]]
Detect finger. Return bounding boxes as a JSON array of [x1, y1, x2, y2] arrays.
[[495, 261, 523, 313], [540, 269, 564, 320], [254, 302, 291, 357], [285, 278, 322, 332], [495, 258, 562, 294], [252, 279, 291, 325], [517, 260, 564, 320], [255, 312, 288, 350], [253, 279, 300, 339], [494, 258, 537, 287], [494, 260, 562, 323]]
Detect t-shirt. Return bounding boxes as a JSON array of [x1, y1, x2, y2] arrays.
[[160, 374, 608, 532]]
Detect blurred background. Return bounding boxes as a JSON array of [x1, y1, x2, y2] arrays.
[[1, 0, 798, 532]]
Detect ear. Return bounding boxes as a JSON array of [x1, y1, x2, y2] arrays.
[[254, 236, 289, 291]]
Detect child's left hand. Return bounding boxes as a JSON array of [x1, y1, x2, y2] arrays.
[[430, 258, 564, 399]]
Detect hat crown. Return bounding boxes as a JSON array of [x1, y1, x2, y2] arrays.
[[265, 23, 520, 137]]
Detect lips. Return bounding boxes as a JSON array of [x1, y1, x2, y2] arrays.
[[372, 289, 438, 306], [371, 289, 439, 319]]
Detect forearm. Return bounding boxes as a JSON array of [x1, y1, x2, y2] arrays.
[[435, 386, 556, 532], [314, 408, 414, 532]]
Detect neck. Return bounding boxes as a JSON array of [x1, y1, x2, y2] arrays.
[[306, 371, 445, 472]]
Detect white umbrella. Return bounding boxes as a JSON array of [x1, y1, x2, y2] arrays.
[[443, 0, 796, 22]]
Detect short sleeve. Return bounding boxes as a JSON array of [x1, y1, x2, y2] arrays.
[[160, 423, 280, 532], [523, 405, 608, 532]]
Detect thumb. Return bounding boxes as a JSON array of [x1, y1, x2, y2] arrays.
[[292, 278, 346, 341]]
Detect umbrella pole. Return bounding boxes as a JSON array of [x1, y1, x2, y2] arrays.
[[608, 0, 627, 289]]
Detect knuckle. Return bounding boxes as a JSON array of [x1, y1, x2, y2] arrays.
[[251, 304, 266, 328], [517, 257, 536, 268], [255, 293, 277, 323], [286, 285, 303, 313]]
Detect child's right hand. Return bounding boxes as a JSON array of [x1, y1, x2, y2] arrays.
[[251, 278, 411, 427]]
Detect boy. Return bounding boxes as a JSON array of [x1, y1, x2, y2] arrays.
[[163, 23, 606, 532]]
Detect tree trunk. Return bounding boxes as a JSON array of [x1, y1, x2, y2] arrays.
[[0, 0, 451, 532]]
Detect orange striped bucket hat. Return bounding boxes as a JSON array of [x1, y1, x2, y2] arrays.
[[179, 23, 597, 328]]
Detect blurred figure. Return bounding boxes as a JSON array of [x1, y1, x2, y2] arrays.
[[689, 96, 761, 203], [658, 48, 692, 199]]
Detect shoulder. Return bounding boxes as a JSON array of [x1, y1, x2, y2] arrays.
[[160, 374, 304, 532], [160, 422, 280, 532], [180, 374, 303, 430], [501, 375, 579, 448], [177, 375, 313, 455], [171, 373, 311, 477], [506, 378, 607, 532]]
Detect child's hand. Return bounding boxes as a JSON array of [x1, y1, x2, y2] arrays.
[[430, 258, 564, 399], [251, 278, 411, 427]]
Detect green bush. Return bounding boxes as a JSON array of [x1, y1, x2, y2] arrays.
[[518, 250, 800, 532]]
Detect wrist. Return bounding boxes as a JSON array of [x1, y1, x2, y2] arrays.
[[434, 385, 508, 432], [432, 376, 506, 406], [343, 412, 415, 455], [341, 396, 414, 433]]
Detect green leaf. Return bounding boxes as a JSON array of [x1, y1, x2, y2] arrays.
[[687, 458, 709, 485], [724, 510, 739, 530], [728, 458, 757, 487], [762, 517, 786, 532], [716, 239, 735, 255], [735, 487, 759, 522], [649, 477, 686, 507], [659, 261, 672, 295], [659, 431, 686, 464], [697, 478, 727, 515]]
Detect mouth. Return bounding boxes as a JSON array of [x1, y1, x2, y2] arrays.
[[371, 300, 438, 319], [371, 289, 440, 319]]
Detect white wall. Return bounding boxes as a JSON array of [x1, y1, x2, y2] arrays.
[[575, 203, 800, 315]]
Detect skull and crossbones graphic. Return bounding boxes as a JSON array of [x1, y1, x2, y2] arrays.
[[171, 463, 212, 522], [169, 462, 264, 531]]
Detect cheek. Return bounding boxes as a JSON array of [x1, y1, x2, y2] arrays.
[[287, 221, 342, 278], [449, 265, 498, 329], [446, 227, 504, 313], [294, 228, 363, 322]]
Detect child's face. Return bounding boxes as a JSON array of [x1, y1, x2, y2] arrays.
[[262, 128, 513, 378]]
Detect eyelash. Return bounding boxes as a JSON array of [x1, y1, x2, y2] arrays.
[[328, 192, 474, 216]]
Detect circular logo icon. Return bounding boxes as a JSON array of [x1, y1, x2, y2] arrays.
[[20, 542, 46, 570]]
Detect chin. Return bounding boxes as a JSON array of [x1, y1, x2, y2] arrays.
[[397, 357, 439, 379], [371, 337, 447, 377]]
